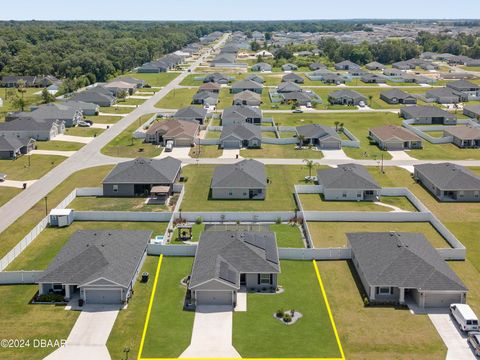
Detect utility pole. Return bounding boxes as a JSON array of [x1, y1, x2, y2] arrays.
[[44, 196, 48, 216], [381, 153, 384, 174]]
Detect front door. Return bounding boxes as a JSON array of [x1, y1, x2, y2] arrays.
[[240, 274, 246, 286]]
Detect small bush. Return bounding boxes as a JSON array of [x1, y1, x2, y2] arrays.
[[275, 217, 282, 225], [276, 309, 284, 318], [283, 313, 292, 323], [290, 309, 295, 316], [195, 217, 203, 224], [363, 296, 370, 307], [37, 293, 65, 302]]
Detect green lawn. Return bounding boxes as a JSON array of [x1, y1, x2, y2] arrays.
[[107, 256, 158, 360], [7, 221, 167, 271], [35, 141, 85, 151], [318, 261, 446, 360], [216, 88, 234, 109], [0, 165, 113, 260], [69, 196, 169, 212], [233, 261, 341, 358], [0, 88, 42, 122], [0, 155, 65, 180], [241, 144, 324, 159], [123, 72, 180, 87], [308, 221, 451, 249], [179, 73, 204, 86], [100, 106, 133, 114], [0, 187, 21, 207], [170, 224, 205, 244], [155, 88, 197, 109], [180, 164, 309, 211], [101, 113, 162, 158], [141, 257, 195, 358], [270, 224, 305, 248], [189, 144, 223, 158], [0, 285, 80, 360], [85, 115, 123, 124], [409, 141, 480, 160], [299, 194, 416, 212], [121, 97, 146, 106], [64, 127, 104, 137]]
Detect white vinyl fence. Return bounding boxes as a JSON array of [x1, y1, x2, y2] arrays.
[[0, 271, 43, 284]]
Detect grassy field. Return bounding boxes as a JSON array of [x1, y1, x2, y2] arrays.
[[0, 165, 113, 260], [107, 256, 157, 360], [0, 88, 42, 122], [270, 224, 305, 248], [0, 187, 21, 207], [241, 144, 324, 159], [308, 221, 451, 248], [121, 97, 146, 106], [35, 141, 85, 151], [409, 141, 480, 160], [0, 285, 80, 360], [189, 144, 223, 158], [69, 196, 169, 212], [233, 261, 341, 358], [155, 88, 197, 109], [216, 88, 234, 109], [318, 261, 446, 360], [141, 257, 195, 358], [179, 73, 205, 86], [180, 164, 309, 211], [100, 106, 133, 114], [101, 113, 162, 158], [64, 127, 104, 137], [0, 155, 65, 180], [7, 221, 167, 271], [123, 72, 180, 87], [85, 115, 123, 124]]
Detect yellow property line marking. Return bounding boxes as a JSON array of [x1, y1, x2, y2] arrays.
[[139, 256, 344, 360], [138, 254, 164, 360], [313, 260, 346, 360]]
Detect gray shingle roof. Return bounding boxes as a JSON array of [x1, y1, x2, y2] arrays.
[[0, 117, 60, 132], [447, 80, 480, 91], [414, 163, 480, 190], [222, 105, 262, 121], [380, 89, 415, 100], [103, 157, 181, 184], [189, 230, 280, 290], [37, 230, 152, 287], [317, 164, 381, 190], [212, 159, 266, 188], [174, 106, 207, 120], [348, 232, 466, 291], [220, 123, 262, 141], [329, 89, 367, 101], [401, 106, 455, 119], [231, 79, 263, 90], [296, 124, 340, 141], [277, 82, 302, 93], [0, 136, 32, 151]]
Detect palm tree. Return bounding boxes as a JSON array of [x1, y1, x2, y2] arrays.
[[303, 159, 318, 179], [16, 79, 27, 100], [297, 134, 305, 147], [334, 121, 340, 131]]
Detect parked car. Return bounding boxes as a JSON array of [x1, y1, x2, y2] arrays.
[[165, 140, 174, 152], [292, 109, 303, 113], [358, 101, 366, 107], [450, 304, 479, 332], [84, 120, 93, 125], [0, 173, 6, 182], [468, 332, 480, 357], [77, 120, 91, 127]]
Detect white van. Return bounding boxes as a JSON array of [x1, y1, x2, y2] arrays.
[[450, 304, 479, 332]]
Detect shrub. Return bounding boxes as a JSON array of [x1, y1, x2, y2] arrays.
[[283, 313, 292, 323], [363, 296, 370, 307], [276, 309, 284, 318], [290, 309, 295, 316], [37, 293, 65, 302], [275, 217, 282, 224], [195, 217, 203, 225]]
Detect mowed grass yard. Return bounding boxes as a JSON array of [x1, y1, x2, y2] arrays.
[[155, 88, 197, 109], [123, 72, 180, 87], [101, 113, 162, 158], [0, 187, 21, 207], [308, 221, 451, 248], [0, 155, 65, 180], [0, 88, 42, 122], [85, 115, 123, 124], [68, 196, 169, 212], [64, 126, 104, 137], [35, 141, 85, 151], [189, 144, 223, 158], [409, 140, 480, 160], [241, 144, 324, 159], [141, 257, 195, 358], [6, 221, 167, 271], [180, 164, 309, 211], [233, 261, 341, 358], [318, 261, 446, 360]]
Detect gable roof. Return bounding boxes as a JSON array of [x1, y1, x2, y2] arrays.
[[231, 79, 263, 90], [37, 230, 152, 288], [277, 81, 302, 93], [245, 74, 265, 83], [189, 230, 280, 290], [401, 106, 455, 119], [103, 157, 181, 184], [329, 89, 367, 101], [317, 163, 381, 190], [296, 124, 340, 141], [0, 136, 33, 151], [348, 232, 466, 291], [212, 159, 266, 188], [380, 89, 415, 100], [282, 73, 304, 82], [444, 124, 480, 140], [414, 163, 480, 190], [222, 105, 262, 121], [146, 119, 199, 139], [370, 125, 422, 142], [447, 79, 480, 91]]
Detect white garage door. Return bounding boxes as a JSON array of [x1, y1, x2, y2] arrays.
[[196, 291, 232, 306], [424, 293, 462, 308], [85, 289, 122, 304]]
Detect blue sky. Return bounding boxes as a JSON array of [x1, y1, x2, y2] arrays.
[[0, 0, 478, 21]]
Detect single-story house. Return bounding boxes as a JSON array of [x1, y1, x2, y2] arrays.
[[198, 82, 221, 93], [145, 119, 199, 146], [414, 163, 480, 201], [203, 73, 231, 84], [1, 75, 37, 88], [11, 102, 83, 128], [0, 117, 64, 141], [189, 229, 280, 306], [383, 68, 405, 77], [309, 62, 327, 71], [230, 79, 263, 94], [348, 232, 467, 308], [281, 63, 298, 71], [296, 124, 341, 149], [245, 74, 265, 84], [380, 89, 417, 104], [392, 61, 415, 70], [282, 73, 304, 84], [0, 136, 35, 159], [251, 62, 272, 72], [334, 60, 360, 70], [443, 125, 480, 148], [233, 90, 262, 106], [220, 123, 262, 149], [361, 73, 386, 84], [463, 104, 480, 119], [424, 87, 467, 104], [349, 68, 368, 77], [328, 89, 368, 106], [103, 81, 136, 96], [446, 80, 480, 98], [37, 230, 152, 304], [222, 105, 262, 126], [211, 159, 266, 199], [369, 125, 423, 150], [102, 157, 182, 197], [316, 164, 381, 201], [277, 81, 302, 93], [281, 91, 321, 106], [70, 87, 116, 107], [62, 100, 100, 116], [365, 61, 385, 70], [400, 106, 457, 125], [192, 91, 219, 106], [321, 73, 346, 85], [174, 106, 208, 125], [115, 76, 146, 88]]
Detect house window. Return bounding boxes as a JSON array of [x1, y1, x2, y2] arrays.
[[342, 193, 347, 198], [258, 274, 271, 285], [113, 185, 119, 192], [229, 192, 233, 196], [377, 287, 392, 295]]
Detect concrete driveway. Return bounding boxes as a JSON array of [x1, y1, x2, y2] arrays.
[[220, 149, 241, 159], [54, 134, 94, 144], [180, 305, 241, 358], [321, 149, 350, 160], [44, 305, 120, 360], [156, 147, 191, 159]]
